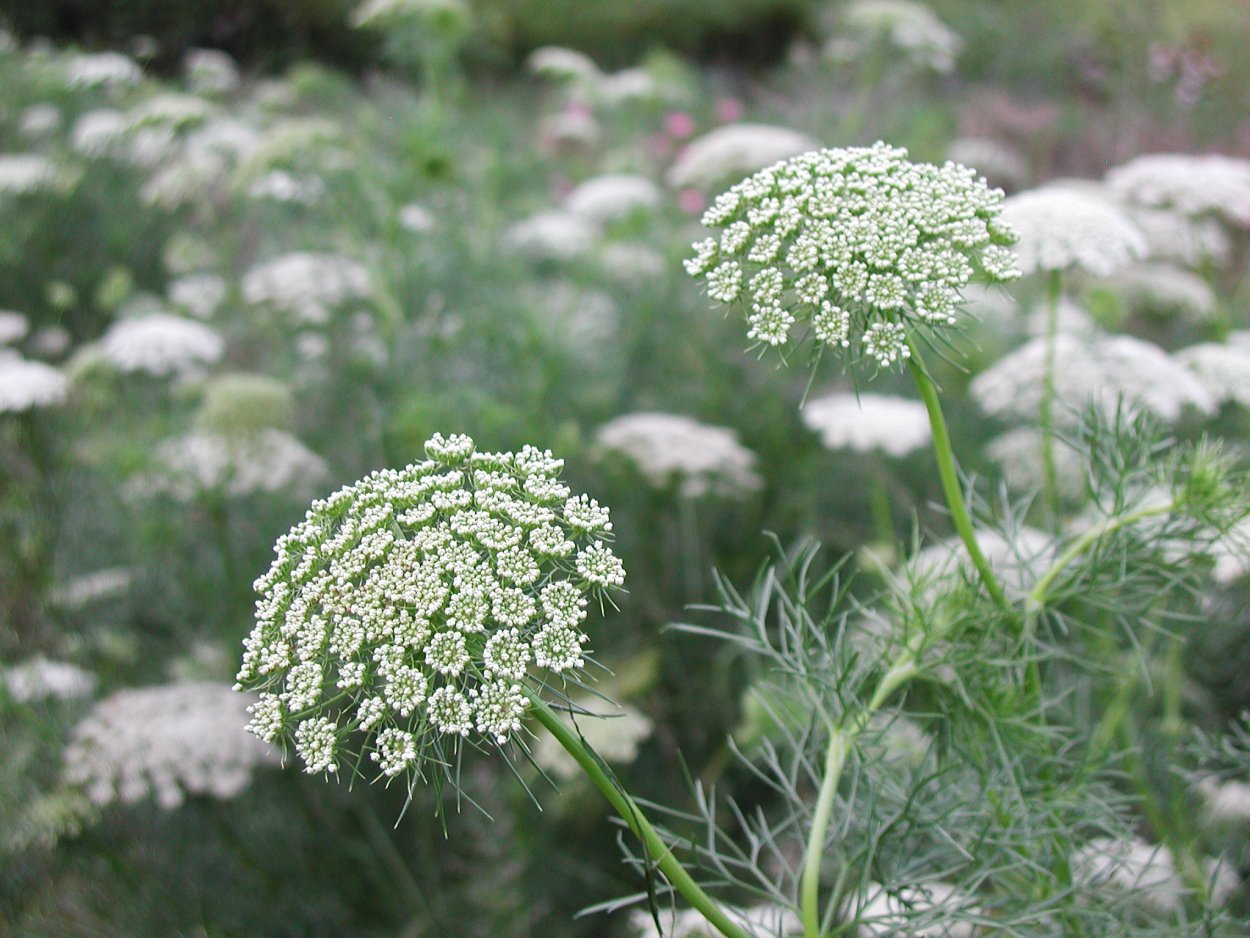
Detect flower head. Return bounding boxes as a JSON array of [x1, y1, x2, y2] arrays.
[[686, 142, 1018, 369], [235, 433, 625, 779], [98, 313, 225, 377], [802, 392, 930, 457], [1106, 153, 1250, 228], [0, 354, 68, 412], [1000, 184, 1147, 277]]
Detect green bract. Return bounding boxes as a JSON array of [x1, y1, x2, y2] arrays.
[[235, 433, 623, 779], [685, 141, 1021, 367]]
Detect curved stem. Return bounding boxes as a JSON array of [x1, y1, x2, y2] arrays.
[[905, 345, 1009, 609], [525, 690, 751, 938], [1040, 270, 1063, 528]]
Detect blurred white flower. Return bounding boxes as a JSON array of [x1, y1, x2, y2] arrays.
[[531, 701, 653, 781], [802, 392, 931, 457], [503, 210, 599, 262], [850, 880, 979, 937], [184, 48, 241, 94], [563, 173, 662, 223], [1073, 836, 1238, 915], [1198, 776, 1250, 827], [835, 0, 963, 73], [1175, 342, 1250, 408], [98, 313, 224, 377], [240, 252, 372, 323], [987, 426, 1086, 501], [398, 202, 435, 232], [946, 136, 1028, 190], [70, 109, 129, 157], [19, 103, 62, 139], [971, 332, 1214, 424], [0, 154, 58, 195], [185, 117, 262, 162], [63, 682, 280, 810], [594, 412, 762, 498], [599, 68, 658, 103], [142, 428, 329, 500], [65, 51, 142, 90], [1025, 295, 1097, 337], [4, 658, 97, 703], [526, 46, 604, 86], [911, 525, 1054, 599], [1099, 263, 1216, 320], [140, 148, 228, 208], [127, 93, 215, 130], [1107, 153, 1250, 228], [50, 567, 133, 609], [168, 273, 227, 319], [666, 123, 820, 190], [0, 310, 29, 345], [1125, 205, 1230, 268], [31, 327, 72, 359], [1000, 185, 1146, 277], [1209, 516, 1250, 586], [246, 169, 325, 204], [0, 354, 69, 412]]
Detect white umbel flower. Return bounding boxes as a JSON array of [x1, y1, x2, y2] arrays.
[[240, 252, 371, 323], [0, 354, 69, 412], [1198, 776, 1250, 827], [532, 700, 653, 781], [526, 46, 604, 86], [1099, 263, 1216, 320], [1073, 836, 1239, 915], [911, 526, 1054, 599], [70, 109, 130, 157], [98, 313, 224, 377], [1106, 153, 1250, 228], [65, 51, 143, 89], [63, 682, 279, 810], [142, 429, 329, 500], [1175, 342, 1250, 408], [836, 0, 963, 74], [666, 123, 820, 190], [987, 427, 1087, 501], [594, 412, 762, 498], [168, 273, 227, 319], [0, 154, 58, 195], [849, 879, 979, 937], [1000, 184, 1147, 277], [970, 332, 1215, 424], [802, 392, 930, 457], [1125, 205, 1230, 268], [563, 173, 662, 223], [503, 211, 599, 262], [235, 434, 625, 777], [183, 48, 241, 94], [4, 658, 97, 703]]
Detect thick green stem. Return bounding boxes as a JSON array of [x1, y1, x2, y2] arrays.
[[526, 690, 750, 938], [906, 346, 1009, 609], [1040, 270, 1063, 528]]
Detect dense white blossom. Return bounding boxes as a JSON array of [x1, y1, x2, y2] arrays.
[[629, 903, 800, 938], [503, 211, 599, 262], [0, 310, 30, 345], [127, 93, 216, 130], [1209, 516, 1250, 586], [833, 0, 963, 73], [98, 313, 225, 377], [802, 392, 930, 456], [1175, 342, 1250, 408], [1000, 185, 1146, 277], [4, 658, 97, 703], [240, 252, 372, 323], [168, 273, 227, 319], [594, 412, 762, 497], [246, 169, 326, 204], [667, 123, 820, 190], [63, 682, 279, 810], [398, 202, 435, 232], [850, 880, 979, 937], [1106, 153, 1250, 228], [563, 173, 662, 223], [184, 48, 241, 94], [1073, 837, 1239, 915], [1099, 263, 1216, 320], [911, 526, 1054, 599], [70, 109, 130, 157], [65, 51, 142, 90], [987, 427, 1087, 500], [235, 434, 625, 776], [19, 103, 62, 139], [970, 332, 1214, 424], [1126, 205, 1230, 268], [1198, 776, 1250, 827], [0, 354, 69, 412], [687, 142, 1019, 367], [141, 429, 329, 500], [0, 154, 58, 195], [526, 46, 603, 86]]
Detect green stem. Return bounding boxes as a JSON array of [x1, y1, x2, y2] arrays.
[[1040, 270, 1063, 528], [906, 345, 1009, 609], [525, 690, 751, 938], [800, 652, 919, 938]]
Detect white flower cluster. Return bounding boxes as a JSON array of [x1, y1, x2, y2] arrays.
[[0, 353, 69, 412], [629, 903, 800, 938], [1000, 184, 1146, 277], [235, 433, 625, 777], [836, 0, 963, 74], [911, 525, 1054, 600], [240, 252, 372, 324], [971, 332, 1215, 425], [1073, 836, 1238, 915], [0, 310, 29, 345], [64, 51, 143, 90], [4, 657, 97, 703], [63, 682, 279, 810], [685, 142, 1019, 367], [531, 700, 653, 782], [168, 272, 228, 319], [503, 211, 600, 262], [563, 173, 662, 224], [802, 392, 931, 457], [666, 123, 819, 191], [987, 427, 1087, 501], [850, 879, 979, 937], [946, 137, 1028, 190], [183, 48, 241, 95], [98, 313, 225, 377], [1101, 263, 1216, 320], [594, 412, 762, 498], [1174, 342, 1250, 409], [142, 429, 329, 501], [0, 154, 58, 195], [1106, 153, 1250, 228]]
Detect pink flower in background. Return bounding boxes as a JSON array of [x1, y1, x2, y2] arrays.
[[664, 111, 696, 139], [715, 97, 745, 123], [677, 188, 706, 215]]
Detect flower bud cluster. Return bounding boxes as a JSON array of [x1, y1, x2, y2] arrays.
[[685, 142, 1020, 368], [235, 433, 624, 779]]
